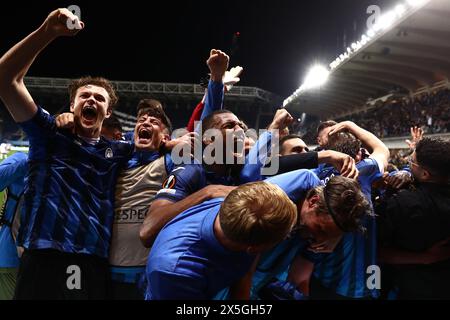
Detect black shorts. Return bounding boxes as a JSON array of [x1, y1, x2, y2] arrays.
[[14, 249, 110, 300]]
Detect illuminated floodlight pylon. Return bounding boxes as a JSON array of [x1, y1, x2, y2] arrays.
[[283, 0, 431, 108]]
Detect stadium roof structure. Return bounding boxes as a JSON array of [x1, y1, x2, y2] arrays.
[[24, 77, 279, 106], [22, 77, 281, 131], [284, 0, 450, 119]]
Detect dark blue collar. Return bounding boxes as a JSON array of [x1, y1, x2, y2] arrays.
[[126, 150, 161, 169], [204, 166, 237, 186]]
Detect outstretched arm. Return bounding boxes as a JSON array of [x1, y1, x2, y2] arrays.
[[196, 49, 229, 127], [0, 8, 84, 122], [186, 98, 206, 132], [188, 65, 243, 132], [140, 184, 236, 247], [405, 126, 423, 150], [240, 109, 294, 182], [328, 121, 389, 172]]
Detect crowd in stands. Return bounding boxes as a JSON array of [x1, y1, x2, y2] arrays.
[[299, 88, 450, 150], [337, 88, 450, 138]]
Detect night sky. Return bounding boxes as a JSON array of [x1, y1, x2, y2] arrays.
[[0, 0, 395, 98]]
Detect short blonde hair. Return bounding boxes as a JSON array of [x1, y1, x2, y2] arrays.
[[219, 182, 297, 246]]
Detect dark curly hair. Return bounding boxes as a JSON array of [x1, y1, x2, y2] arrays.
[[69, 76, 118, 109], [102, 114, 122, 133], [137, 99, 172, 134], [201, 109, 234, 132], [326, 131, 362, 160], [317, 120, 337, 134], [416, 137, 450, 182]]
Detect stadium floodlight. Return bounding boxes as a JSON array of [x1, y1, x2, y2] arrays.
[[395, 4, 407, 16], [283, 0, 431, 108], [328, 0, 430, 72], [377, 11, 397, 30], [303, 65, 330, 91], [367, 29, 376, 38], [406, 0, 427, 7], [283, 64, 330, 107], [361, 35, 370, 46]]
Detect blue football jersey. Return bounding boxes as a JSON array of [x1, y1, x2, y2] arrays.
[[18, 107, 133, 258], [305, 158, 383, 298]]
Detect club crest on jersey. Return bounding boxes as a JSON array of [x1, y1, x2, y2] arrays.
[[163, 175, 176, 189], [105, 148, 114, 158]]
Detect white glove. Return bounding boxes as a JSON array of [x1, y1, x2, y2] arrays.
[[223, 66, 243, 92]]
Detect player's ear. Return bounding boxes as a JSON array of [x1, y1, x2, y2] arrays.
[[105, 107, 112, 119], [356, 150, 362, 162], [308, 194, 320, 209], [114, 130, 122, 141], [421, 168, 432, 181], [160, 133, 170, 147]]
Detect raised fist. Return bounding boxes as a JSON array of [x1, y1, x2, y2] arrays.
[[268, 109, 294, 131], [207, 49, 229, 82], [42, 8, 84, 38], [55, 112, 75, 131]]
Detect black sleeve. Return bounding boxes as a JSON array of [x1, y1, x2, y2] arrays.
[[375, 197, 399, 248], [264, 152, 318, 176], [376, 192, 431, 251]]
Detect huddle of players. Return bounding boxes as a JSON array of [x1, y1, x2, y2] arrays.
[[0, 8, 449, 300]]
